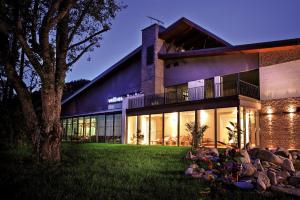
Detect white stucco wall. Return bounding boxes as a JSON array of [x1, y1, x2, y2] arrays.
[[260, 59, 300, 100]]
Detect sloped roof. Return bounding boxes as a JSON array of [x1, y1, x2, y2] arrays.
[[62, 46, 141, 105], [159, 17, 232, 48]]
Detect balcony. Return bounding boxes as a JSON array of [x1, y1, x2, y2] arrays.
[[128, 80, 259, 109]]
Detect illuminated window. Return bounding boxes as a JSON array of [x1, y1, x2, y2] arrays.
[[164, 112, 178, 146], [150, 114, 163, 145], [179, 111, 195, 146]]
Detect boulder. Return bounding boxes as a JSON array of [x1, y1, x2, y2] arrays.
[[271, 185, 300, 198], [276, 170, 291, 180], [275, 147, 290, 158], [191, 172, 203, 178], [234, 181, 254, 190], [281, 159, 295, 172], [267, 170, 277, 185], [248, 148, 262, 158], [256, 149, 284, 165], [241, 163, 257, 177], [207, 147, 219, 156], [288, 176, 300, 188], [190, 163, 199, 169], [292, 152, 298, 160], [240, 150, 251, 164], [254, 159, 264, 172], [257, 172, 271, 191], [185, 167, 194, 176]]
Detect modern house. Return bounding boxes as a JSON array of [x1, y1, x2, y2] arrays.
[[61, 17, 300, 149]]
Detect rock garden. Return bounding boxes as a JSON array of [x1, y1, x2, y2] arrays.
[[185, 146, 300, 198]]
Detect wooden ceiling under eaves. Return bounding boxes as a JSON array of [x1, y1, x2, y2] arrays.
[[159, 17, 231, 51]]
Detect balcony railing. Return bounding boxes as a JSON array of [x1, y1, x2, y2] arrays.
[[128, 80, 259, 109]]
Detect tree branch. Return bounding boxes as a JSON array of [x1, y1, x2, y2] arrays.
[[67, 0, 92, 45], [68, 27, 109, 50], [15, 19, 44, 78], [67, 42, 95, 67]]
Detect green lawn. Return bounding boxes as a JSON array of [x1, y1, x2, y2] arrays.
[[0, 143, 295, 200]]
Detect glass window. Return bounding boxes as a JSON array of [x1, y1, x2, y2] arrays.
[[198, 109, 215, 147], [164, 112, 178, 146], [137, 115, 149, 145], [106, 115, 114, 143], [97, 115, 105, 142], [150, 114, 163, 145], [78, 117, 84, 138], [91, 117, 97, 142], [114, 114, 122, 143], [217, 107, 238, 148], [84, 116, 91, 140], [62, 119, 67, 140], [127, 116, 137, 144], [67, 118, 73, 138], [179, 111, 195, 146], [72, 118, 78, 140]]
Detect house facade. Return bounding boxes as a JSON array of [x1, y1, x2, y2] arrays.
[[61, 18, 300, 149]]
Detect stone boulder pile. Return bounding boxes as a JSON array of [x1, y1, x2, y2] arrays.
[[185, 147, 300, 197]]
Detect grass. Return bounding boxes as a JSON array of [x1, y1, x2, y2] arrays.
[[0, 143, 296, 200]]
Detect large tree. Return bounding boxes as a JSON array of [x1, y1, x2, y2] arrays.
[[0, 0, 123, 162]]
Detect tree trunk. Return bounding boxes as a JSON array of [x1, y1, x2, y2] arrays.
[[39, 83, 63, 162]]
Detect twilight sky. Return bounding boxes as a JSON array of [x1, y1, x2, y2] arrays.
[[66, 0, 300, 82]]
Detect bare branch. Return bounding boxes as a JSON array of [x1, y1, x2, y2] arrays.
[[67, 42, 95, 67], [67, 0, 93, 44], [68, 27, 109, 50], [15, 19, 44, 77]]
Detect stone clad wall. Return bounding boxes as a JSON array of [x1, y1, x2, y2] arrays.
[[259, 47, 300, 149], [260, 98, 300, 149]]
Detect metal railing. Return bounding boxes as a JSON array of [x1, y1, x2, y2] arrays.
[[128, 80, 259, 109]]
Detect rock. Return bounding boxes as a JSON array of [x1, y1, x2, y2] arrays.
[[241, 163, 257, 177], [271, 185, 300, 198], [185, 167, 193, 176], [190, 163, 199, 169], [292, 152, 298, 160], [191, 172, 203, 178], [199, 168, 205, 173], [256, 149, 284, 165], [288, 176, 300, 188], [275, 147, 290, 158], [240, 150, 251, 164], [276, 170, 291, 180], [256, 172, 271, 191], [248, 148, 262, 158], [234, 181, 254, 190], [267, 170, 277, 185], [207, 147, 219, 156], [186, 151, 197, 160], [261, 161, 271, 168], [254, 159, 264, 172], [281, 159, 295, 172]]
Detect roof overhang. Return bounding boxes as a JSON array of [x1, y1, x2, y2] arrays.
[[159, 38, 300, 60]]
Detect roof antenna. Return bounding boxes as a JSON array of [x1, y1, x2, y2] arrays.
[[147, 16, 164, 25]]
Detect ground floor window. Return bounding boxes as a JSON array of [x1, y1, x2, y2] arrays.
[[127, 106, 259, 148], [61, 112, 122, 143], [150, 114, 163, 145], [198, 109, 215, 147]]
